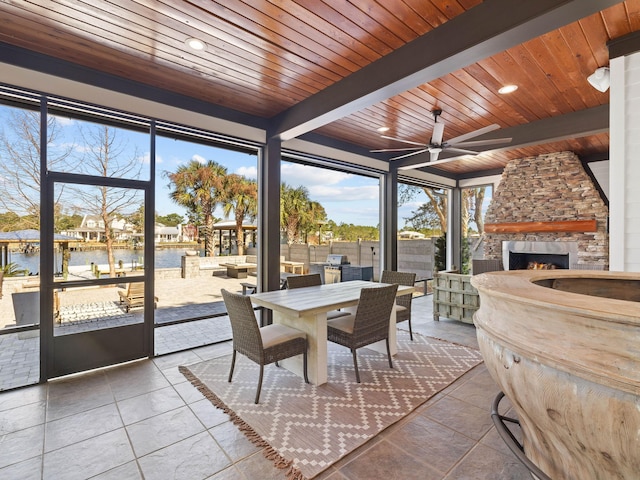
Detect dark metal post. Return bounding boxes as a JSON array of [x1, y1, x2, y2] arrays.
[[257, 133, 282, 325], [40, 97, 52, 382], [145, 120, 156, 357], [381, 166, 398, 273], [449, 185, 462, 271]]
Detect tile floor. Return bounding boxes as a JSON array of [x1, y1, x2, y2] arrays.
[[0, 295, 532, 479]]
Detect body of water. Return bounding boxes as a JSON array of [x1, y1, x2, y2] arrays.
[[8, 248, 203, 274]]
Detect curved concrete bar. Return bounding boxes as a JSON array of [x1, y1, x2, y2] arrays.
[[471, 270, 640, 480]]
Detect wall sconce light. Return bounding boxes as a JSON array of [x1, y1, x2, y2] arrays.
[[587, 67, 610, 92]]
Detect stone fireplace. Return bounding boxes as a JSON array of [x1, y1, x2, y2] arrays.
[[483, 151, 609, 269]]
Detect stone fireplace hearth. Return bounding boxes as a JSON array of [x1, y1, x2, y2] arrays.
[[483, 151, 609, 269]]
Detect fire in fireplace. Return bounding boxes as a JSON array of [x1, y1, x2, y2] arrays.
[[502, 241, 578, 271]]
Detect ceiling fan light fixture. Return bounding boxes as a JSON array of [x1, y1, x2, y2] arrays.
[[498, 84, 518, 94], [431, 122, 445, 144], [186, 38, 206, 51], [588, 67, 610, 92]]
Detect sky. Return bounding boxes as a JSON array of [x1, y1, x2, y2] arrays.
[[0, 104, 428, 228], [152, 135, 427, 228]]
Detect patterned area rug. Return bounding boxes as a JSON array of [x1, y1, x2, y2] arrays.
[[180, 331, 483, 480]]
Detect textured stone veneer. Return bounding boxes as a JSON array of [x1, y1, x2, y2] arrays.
[[484, 151, 609, 267]]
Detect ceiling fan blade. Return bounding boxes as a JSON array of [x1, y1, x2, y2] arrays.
[[452, 137, 512, 147], [380, 135, 426, 147], [370, 147, 425, 153], [397, 154, 473, 170], [391, 148, 429, 160], [445, 124, 500, 145], [446, 147, 480, 155], [431, 122, 445, 144]]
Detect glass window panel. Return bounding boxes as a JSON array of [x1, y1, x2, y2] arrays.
[[46, 112, 150, 181], [398, 182, 448, 286], [0, 101, 43, 359], [280, 159, 379, 279], [154, 135, 258, 354], [462, 184, 493, 273], [0, 103, 43, 230], [53, 183, 144, 282]]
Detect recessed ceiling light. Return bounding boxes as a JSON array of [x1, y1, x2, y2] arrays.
[[186, 38, 206, 51], [377, 126, 390, 132], [498, 84, 518, 94]]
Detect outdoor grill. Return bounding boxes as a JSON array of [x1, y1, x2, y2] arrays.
[[323, 254, 350, 284]]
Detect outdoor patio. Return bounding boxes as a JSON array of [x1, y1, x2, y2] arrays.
[[0, 273, 259, 391]]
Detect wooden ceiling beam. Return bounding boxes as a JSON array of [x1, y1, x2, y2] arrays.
[[271, 0, 619, 141]]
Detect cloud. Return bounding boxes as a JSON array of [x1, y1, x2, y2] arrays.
[[192, 154, 206, 164], [401, 200, 425, 210], [73, 144, 93, 154], [325, 205, 379, 225], [308, 184, 379, 202], [281, 163, 351, 186], [51, 115, 74, 127], [236, 165, 257, 179], [140, 152, 162, 164]]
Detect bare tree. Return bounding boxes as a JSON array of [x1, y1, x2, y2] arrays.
[[399, 184, 447, 234], [423, 188, 448, 232], [74, 125, 143, 277], [0, 110, 75, 228]]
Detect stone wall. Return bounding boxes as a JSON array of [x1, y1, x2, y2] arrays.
[[484, 151, 609, 267]]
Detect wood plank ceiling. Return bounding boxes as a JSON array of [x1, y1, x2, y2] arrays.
[[0, 0, 637, 177]]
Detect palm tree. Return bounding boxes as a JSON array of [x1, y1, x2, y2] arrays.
[[166, 160, 227, 257], [221, 174, 257, 255], [280, 183, 311, 245], [302, 201, 327, 244]]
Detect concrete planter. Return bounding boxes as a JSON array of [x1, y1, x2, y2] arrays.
[[12, 291, 39, 326]]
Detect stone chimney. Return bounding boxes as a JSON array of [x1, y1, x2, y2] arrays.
[[483, 151, 609, 268]]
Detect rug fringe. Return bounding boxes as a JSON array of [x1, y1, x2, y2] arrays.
[[178, 366, 309, 480]]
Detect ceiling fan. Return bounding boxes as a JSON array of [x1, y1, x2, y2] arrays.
[[371, 109, 512, 168]]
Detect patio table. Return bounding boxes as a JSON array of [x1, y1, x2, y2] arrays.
[[249, 280, 414, 385], [219, 262, 257, 278], [281, 260, 304, 274]]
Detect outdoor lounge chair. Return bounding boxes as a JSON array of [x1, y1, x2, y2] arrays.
[[118, 282, 158, 312], [327, 283, 398, 383], [222, 288, 308, 403], [380, 270, 417, 340]]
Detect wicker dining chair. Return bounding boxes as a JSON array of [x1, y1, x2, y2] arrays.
[[287, 273, 349, 320], [221, 289, 309, 403], [327, 283, 398, 383], [380, 270, 417, 340], [285, 273, 321, 289]]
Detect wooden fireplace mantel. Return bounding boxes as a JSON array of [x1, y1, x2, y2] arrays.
[[484, 219, 597, 234]]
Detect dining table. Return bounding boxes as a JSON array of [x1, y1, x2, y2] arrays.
[[249, 280, 414, 385]]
